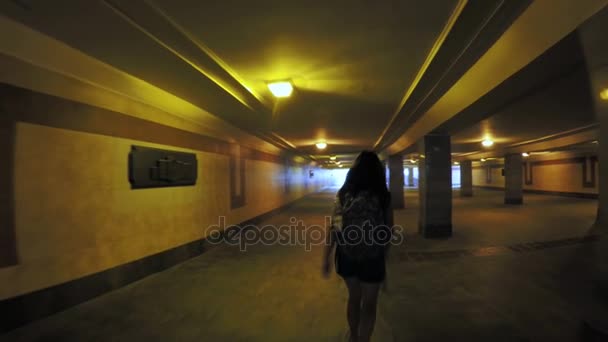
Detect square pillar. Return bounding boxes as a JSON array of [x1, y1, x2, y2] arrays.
[[459, 160, 473, 197], [388, 154, 404, 209], [418, 134, 452, 238], [580, 12, 608, 227], [576, 10, 608, 336], [504, 153, 523, 205]]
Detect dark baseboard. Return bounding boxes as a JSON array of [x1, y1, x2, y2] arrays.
[[523, 189, 598, 199], [474, 186, 598, 199], [474, 186, 504, 191], [0, 194, 309, 333]]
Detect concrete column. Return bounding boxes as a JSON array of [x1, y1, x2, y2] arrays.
[[571, 9, 608, 336], [575, 10, 608, 335], [459, 160, 473, 197], [388, 154, 404, 209], [580, 11, 608, 227], [504, 153, 523, 205], [407, 167, 414, 187], [418, 134, 452, 238]]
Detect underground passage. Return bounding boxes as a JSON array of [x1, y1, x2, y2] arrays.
[[1, 1, 608, 341]]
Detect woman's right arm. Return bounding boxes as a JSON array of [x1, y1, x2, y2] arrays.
[[322, 195, 341, 278]]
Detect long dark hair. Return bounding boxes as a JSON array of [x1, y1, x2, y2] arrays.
[[338, 151, 390, 209]]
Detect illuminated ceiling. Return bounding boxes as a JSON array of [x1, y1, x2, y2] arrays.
[[131, 0, 462, 151], [0, 0, 606, 162], [0, 0, 458, 155]]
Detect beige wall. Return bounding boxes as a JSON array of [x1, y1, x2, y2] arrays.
[[472, 166, 505, 188], [0, 122, 330, 299], [472, 156, 599, 195], [526, 161, 599, 194], [0, 17, 336, 303]]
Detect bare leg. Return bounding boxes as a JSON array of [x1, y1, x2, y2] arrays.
[[359, 282, 381, 342], [344, 277, 361, 342]]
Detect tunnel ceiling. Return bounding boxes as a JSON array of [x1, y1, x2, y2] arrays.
[[0, 0, 605, 162], [0, 0, 458, 156], [0, 0, 458, 152], [150, 0, 459, 151]]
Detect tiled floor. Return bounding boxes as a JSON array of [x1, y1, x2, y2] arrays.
[[2, 189, 606, 341]]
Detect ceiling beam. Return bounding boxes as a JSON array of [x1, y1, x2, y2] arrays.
[[385, 0, 608, 155], [101, 0, 271, 114], [373, 0, 468, 149], [0, 14, 282, 154], [456, 125, 599, 161]]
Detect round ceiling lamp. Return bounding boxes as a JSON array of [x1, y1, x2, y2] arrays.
[[267, 80, 293, 98], [481, 138, 494, 147]]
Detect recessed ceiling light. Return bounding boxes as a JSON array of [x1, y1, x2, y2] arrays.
[[410, 159, 416, 163], [338, 164, 343, 168], [481, 158, 487, 162], [329, 155, 337, 160], [522, 152, 530, 157], [267, 81, 293, 98], [315, 141, 327, 150], [600, 88, 608, 100], [592, 140, 599, 144], [481, 138, 494, 147], [454, 162, 460, 165]]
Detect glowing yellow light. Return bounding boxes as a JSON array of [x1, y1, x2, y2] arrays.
[[336, 161, 341, 165], [339, 165, 343, 168], [454, 162, 460, 165], [481, 139, 494, 147], [481, 158, 487, 162], [522, 152, 530, 157], [267, 81, 293, 98], [601, 88, 608, 100], [315, 141, 327, 150], [592, 140, 599, 144], [410, 159, 416, 163], [329, 155, 337, 160]]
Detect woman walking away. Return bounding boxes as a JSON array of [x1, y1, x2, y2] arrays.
[[322, 150, 394, 342]]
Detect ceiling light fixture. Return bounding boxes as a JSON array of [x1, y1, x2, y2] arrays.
[[338, 164, 343, 168], [481, 138, 494, 147], [522, 152, 530, 157], [600, 88, 608, 100], [315, 141, 327, 150], [267, 81, 293, 98], [454, 162, 460, 165], [481, 158, 487, 162], [410, 159, 416, 163], [329, 155, 337, 160], [592, 140, 599, 144]]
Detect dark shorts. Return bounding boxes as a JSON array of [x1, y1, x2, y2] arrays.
[[335, 246, 386, 283]]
